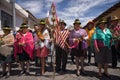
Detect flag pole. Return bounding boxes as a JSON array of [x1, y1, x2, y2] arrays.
[[46, 3, 58, 79], [50, 3, 56, 80]]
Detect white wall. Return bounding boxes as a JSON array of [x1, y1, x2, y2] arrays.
[[0, 0, 28, 33], [16, 14, 23, 28]]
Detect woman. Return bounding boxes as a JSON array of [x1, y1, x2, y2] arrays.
[[33, 24, 40, 66], [92, 19, 112, 78], [85, 20, 96, 65], [69, 19, 88, 76], [14, 23, 34, 75], [0, 26, 14, 76], [36, 20, 50, 75]]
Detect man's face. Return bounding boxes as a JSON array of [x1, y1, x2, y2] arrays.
[[74, 23, 80, 30], [60, 23, 65, 30]]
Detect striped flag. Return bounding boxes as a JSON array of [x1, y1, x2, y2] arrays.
[[55, 29, 70, 49], [46, 2, 70, 49]]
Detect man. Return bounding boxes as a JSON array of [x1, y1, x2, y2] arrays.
[[110, 16, 120, 68], [55, 20, 70, 73]]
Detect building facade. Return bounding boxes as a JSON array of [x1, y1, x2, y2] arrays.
[[93, 2, 120, 26], [0, 0, 37, 34]]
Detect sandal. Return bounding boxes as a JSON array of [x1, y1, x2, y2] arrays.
[[76, 70, 80, 76]]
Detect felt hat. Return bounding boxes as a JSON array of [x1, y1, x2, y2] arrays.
[[73, 19, 81, 25], [39, 20, 46, 25], [20, 23, 28, 28], [60, 20, 66, 26], [97, 19, 107, 25], [111, 16, 120, 21], [3, 26, 11, 30]]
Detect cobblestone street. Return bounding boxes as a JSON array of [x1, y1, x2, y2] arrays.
[[0, 56, 120, 80]]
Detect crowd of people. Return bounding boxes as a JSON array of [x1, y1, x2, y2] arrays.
[[0, 16, 120, 79]]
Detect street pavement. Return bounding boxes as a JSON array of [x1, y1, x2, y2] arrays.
[[0, 55, 120, 80]]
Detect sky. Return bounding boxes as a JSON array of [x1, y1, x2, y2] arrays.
[[16, 0, 120, 27]]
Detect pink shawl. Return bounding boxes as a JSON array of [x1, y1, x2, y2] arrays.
[[14, 32, 34, 59]]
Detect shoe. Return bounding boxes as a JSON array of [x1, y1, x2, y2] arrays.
[[88, 62, 91, 66], [112, 66, 117, 68], [25, 71, 30, 75], [80, 70, 87, 75], [56, 69, 61, 73], [98, 75, 102, 79], [1, 72, 7, 77], [103, 72, 110, 78], [20, 70, 26, 74], [72, 61, 75, 64], [62, 69, 67, 73]]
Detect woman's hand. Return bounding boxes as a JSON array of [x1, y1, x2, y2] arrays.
[[73, 38, 79, 43], [18, 42, 25, 46], [95, 48, 99, 53]]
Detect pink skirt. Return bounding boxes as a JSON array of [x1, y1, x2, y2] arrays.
[[36, 46, 49, 58]]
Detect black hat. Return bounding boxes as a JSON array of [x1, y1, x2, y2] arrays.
[[20, 23, 28, 28], [3, 26, 11, 30], [111, 16, 120, 21], [97, 19, 107, 25], [60, 20, 66, 26], [73, 19, 81, 25], [39, 20, 46, 25]]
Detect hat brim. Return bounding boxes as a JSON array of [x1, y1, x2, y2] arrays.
[[87, 22, 95, 25], [61, 22, 66, 26], [98, 21, 107, 24], [73, 23, 81, 25], [39, 22, 46, 25], [20, 26, 28, 28], [111, 19, 120, 21], [3, 28, 11, 30], [20, 24, 28, 28]]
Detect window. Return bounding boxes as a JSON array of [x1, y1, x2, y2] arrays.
[[1, 10, 13, 29]]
